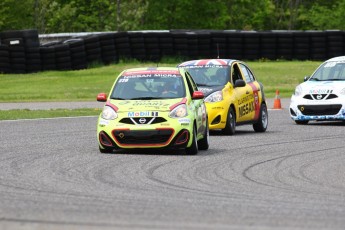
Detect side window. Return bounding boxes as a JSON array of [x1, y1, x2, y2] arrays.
[[231, 64, 243, 84], [185, 71, 198, 96], [239, 63, 253, 83], [246, 67, 256, 82]]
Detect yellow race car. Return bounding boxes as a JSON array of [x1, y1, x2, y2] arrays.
[[178, 59, 268, 135]]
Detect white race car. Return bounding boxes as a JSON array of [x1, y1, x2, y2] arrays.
[[290, 56, 345, 124]]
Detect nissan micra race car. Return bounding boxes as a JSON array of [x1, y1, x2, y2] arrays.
[[290, 56, 345, 124], [178, 59, 268, 135], [96, 67, 209, 154]]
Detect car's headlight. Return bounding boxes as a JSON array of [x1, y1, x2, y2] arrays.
[[205, 91, 223, 102], [340, 88, 345, 95], [294, 85, 303, 96], [101, 106, 117, 120], [169, 104, 188, 118]]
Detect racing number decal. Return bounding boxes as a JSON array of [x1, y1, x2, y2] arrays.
[[248, 83, 260, 120]]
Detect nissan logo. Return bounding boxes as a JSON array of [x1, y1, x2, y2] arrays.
[[139, 118, 146, 124], [316, 94, 323, 100]]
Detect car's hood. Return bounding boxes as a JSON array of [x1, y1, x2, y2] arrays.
[[197, 85, 224, 97], [109, 98, 184, 112], [299, 81, 345, 94]]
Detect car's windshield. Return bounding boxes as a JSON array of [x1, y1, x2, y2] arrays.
[[310, 61, 345, 81], [186, 66, 229, 86], [110, 72, 186, 100]]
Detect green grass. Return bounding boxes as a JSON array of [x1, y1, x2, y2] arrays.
[[0, 60, 322, 120], [0, 60, 322, 102], [247, 60, 321, 97], [0, 108, 101, 120]]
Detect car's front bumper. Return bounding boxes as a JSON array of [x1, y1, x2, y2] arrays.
[[97, 116, 194, 150], [206, 101, 228, 130], [289, 95, 345, 121]]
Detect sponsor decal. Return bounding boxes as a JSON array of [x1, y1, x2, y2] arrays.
[[239, 101, 255, 118], [309, 89, 333, 94], [122, 70, 181, 78], [133, 101, 167, 107], [198, 87, 213, 94], [128, 111, 159, 117], [238, 94, 254, 105], [248, 83, 260, 120], [99, 119, 109, 126], [178, 118, 190, 124]]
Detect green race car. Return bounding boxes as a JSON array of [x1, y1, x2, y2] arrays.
[[96, 67, 209, 155]]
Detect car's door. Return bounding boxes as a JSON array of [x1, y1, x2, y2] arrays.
[[238, 63, 261, 121], [185, 71, 204, 134], [231, 63, 256, 123]]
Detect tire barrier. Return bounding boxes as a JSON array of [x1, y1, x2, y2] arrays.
[[0, 45, 10, 73], [0, 29, 344, 74]]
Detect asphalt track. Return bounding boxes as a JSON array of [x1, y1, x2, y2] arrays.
[[1, 99, 345, 230]]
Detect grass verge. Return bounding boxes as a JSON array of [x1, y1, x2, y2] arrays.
[[0, 108, 101, 120], [0, 60, 322, 102]]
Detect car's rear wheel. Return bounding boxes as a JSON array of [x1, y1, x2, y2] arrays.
[[222, 107, 236, 135], [253, 103, 268, 132], [295, 120, 309, 125], [198, 118, 209, 150], [186, 125, 198, 155]]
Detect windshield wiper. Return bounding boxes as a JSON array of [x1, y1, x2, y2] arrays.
[[326, 78, 345, 81], [310, 78, 320, 81], [197, 83, 209, 86], [130, 97, 161, 100]]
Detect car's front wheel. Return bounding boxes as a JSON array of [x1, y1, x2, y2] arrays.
[[198, 118, 209, 150], [222, 107, 236, 135], [186, 125, 198, 155], [253, 103, 268, 132]]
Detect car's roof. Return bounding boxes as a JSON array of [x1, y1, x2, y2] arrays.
[[122, 67, 181, 75], [326, 56, 345, 62], [178, 59, 238, 67]]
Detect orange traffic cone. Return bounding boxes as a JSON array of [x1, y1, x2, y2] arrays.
[[272, 89, 282, 109]]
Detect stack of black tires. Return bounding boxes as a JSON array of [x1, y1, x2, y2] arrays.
[[1, 29, 345, 74], [0, 29, 39, 73]]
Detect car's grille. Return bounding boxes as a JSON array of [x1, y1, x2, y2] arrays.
[[119, 117, 167, 125], [303, 94, 338, 100], [298, 104, 342, 115], [113, 129, 173, 145]]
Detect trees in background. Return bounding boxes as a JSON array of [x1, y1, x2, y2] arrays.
[[0, 0, 344, 33]]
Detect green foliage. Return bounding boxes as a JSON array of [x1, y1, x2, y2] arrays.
[[303, 1, 345, 30], [0, 0, 34, 30], [0, 0, 344, 34]]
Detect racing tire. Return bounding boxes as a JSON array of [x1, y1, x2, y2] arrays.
[[186, 125, 198, 155], [198, 118, 209, 150], [99, 146, 113, 154], [295, 120, 309, 125], [222, 107, 236, 135], [253, 103, 268, 132]]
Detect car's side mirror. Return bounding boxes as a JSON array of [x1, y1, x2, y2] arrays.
[[304, 76, 310, 82], [97, 93, 107, 102], [234, 79, 246, 88], [192, 91, 204, 100]]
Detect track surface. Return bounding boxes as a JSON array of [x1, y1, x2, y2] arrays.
[[1, 106, 345, 230]]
